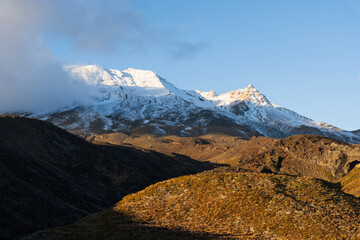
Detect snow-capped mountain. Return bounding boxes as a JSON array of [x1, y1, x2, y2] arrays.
[[36, 65, 360, 143]]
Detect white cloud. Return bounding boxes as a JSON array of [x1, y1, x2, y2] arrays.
[[0, 0, 209, 113]]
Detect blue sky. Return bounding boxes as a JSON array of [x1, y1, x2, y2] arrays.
[[45, 1, 360, 130]]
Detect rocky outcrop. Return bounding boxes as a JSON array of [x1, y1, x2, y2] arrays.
[[245, 135, 360, 181]]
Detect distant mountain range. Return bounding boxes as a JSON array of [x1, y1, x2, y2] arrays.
[[27, 65, 360, 143]]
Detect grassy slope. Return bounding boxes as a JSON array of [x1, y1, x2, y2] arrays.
[[340, 166, 360, 197], [25, 170, 360, 240]]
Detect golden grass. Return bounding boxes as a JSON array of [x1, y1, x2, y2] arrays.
[[340, 166, 360, 197], [25, 169, 360, 239], [117, 170, 360, 239]]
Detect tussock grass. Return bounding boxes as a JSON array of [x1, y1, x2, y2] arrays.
[[340, 166, 360, 197], [117, 170, 360, 239], [27, 169, 360, 239]]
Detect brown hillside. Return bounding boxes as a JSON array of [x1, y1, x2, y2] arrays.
[[86, 133, 360, 182], [0, 115, 216, 240], [24, 169, 360, 240], [253, 135, 360, 181], [86, 132, 278, 167]]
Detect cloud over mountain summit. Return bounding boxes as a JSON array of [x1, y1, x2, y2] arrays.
[[0, 0, 207, 113]]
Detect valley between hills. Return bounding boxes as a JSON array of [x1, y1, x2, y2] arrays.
[[1, 115, 360, 239]]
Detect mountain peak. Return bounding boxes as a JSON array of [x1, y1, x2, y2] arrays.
[[209, 90, 217, 96], [122, 68, 165, 89], [220, 85, 272, 106], [196, 89, 217, 99], [244, 84, 256, 90], [66, 65, 168, 91], [241, 84, 261, 94], [124, 67, 157, 76]]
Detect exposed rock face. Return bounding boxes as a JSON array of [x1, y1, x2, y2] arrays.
[[228, 100, 249, 115], [0, 115, 216, 240], [244, 135, 360, 181]]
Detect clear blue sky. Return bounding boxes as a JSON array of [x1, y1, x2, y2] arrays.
[[48, 0, 360, 130]]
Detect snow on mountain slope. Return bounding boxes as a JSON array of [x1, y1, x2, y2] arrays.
[[196, 84, 355, 139], [42, 65, 239, 137], [198, 84, 274, 106], [36, 65, 360, 143]]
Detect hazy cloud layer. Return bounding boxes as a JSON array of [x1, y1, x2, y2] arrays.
[[44, 0, 208, 57], [0, 0, 207, 113], [168, 41, 211, 60], [0, 0, 95, 113]]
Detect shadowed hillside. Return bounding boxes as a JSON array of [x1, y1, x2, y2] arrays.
[[0, 115, 217, 239], [24, 169, 360, 239]]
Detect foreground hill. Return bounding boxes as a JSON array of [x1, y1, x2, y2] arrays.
[[0, 116, 215, 239], [24, 169, 360, 239], [21, 65, 360, 143]]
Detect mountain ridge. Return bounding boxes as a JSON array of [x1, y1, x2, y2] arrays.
[[22, 65, 360, 143]]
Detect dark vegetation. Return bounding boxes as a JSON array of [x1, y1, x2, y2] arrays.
[[0, 115, 217, 239]]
